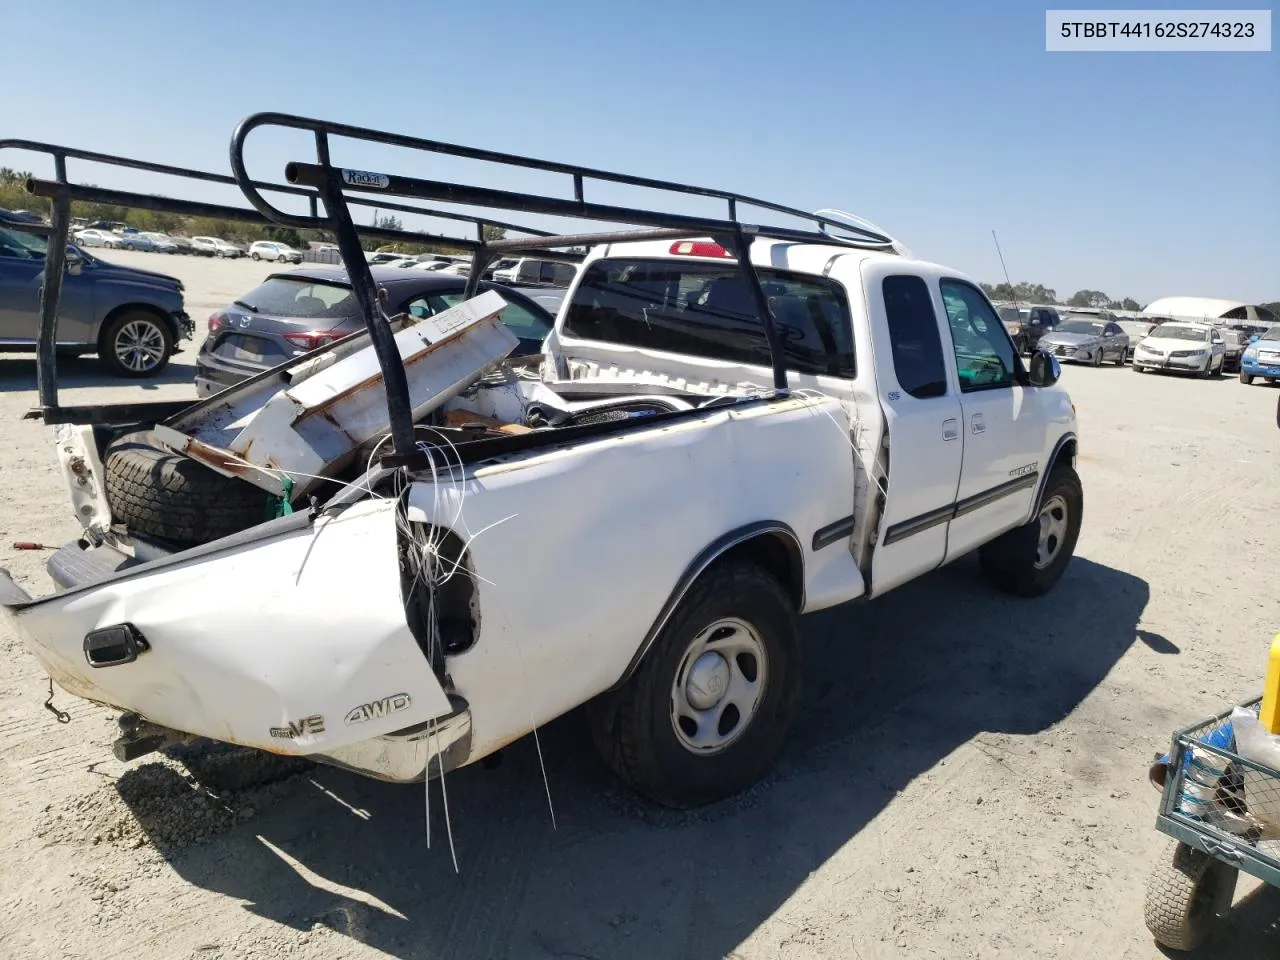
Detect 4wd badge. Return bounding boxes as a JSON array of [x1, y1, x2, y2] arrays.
[[345, 693, 412, 725], [341, 168, 390, 190]]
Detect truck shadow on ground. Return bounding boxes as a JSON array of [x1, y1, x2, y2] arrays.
[[112, 553, 1245, 959], [0, 355, 198, 393]]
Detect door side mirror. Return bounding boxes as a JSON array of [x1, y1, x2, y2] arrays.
[[1250, 335, 1260, 343], [1028, 349, 1061, 387], [65, 248, 84, 275]]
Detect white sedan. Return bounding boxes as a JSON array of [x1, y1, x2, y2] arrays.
[[73, 228, 123, 249], [1131, 322, 1227, 378]]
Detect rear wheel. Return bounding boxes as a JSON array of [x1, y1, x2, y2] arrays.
[[251, 252, 260, 261], [99, 311, 174, 378], [587, 562, 800, 808], [979, 465, 1082, 598], [1143, 840, 1237, 952]]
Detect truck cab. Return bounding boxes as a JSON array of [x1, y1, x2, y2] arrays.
[[545, 236, 1077, 601]]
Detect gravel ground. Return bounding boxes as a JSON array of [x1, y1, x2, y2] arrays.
[[1, 250, 1279, 959]]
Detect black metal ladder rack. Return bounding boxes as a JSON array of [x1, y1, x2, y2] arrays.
[[228, 112, 898, 464], [0, 136, 554, 426]]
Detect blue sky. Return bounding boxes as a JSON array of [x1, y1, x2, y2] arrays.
[[6, 0, 1276, 304]]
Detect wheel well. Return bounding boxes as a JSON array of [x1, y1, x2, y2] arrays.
[[97, 304, 178, 351], [1052, 438, 1077, 474], [710, 531, 804, 610]]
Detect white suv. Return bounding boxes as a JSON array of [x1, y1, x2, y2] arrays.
[[249, 241, 303, 263]]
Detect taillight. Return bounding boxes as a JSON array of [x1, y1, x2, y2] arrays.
[[283, 331, 343, 351], [208, 310, 227, 333], [669, 240, 732, 258]]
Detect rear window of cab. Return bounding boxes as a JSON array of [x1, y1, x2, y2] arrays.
[[562, 257, 855, 378]]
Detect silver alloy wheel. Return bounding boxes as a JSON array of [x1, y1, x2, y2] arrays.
[[670, 617, 767, 755], [114, 318, 166, 373], [1034, 494, 1069, 570]]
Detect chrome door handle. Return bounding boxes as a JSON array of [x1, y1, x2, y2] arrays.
[[942, 418, 959, 441], [971, 413, 985, 434]]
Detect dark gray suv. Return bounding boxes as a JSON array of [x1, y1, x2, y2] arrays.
[[194, 265, 556, 396], [0, 215, 191, 377]]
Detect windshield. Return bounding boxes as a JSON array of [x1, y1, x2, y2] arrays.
[[1118, 321, 1150, 337], [1057, 320, 1104, 335], [0, 225, 48, 260], [1152, 324, 1209, 342], [233, 276, 357, 318], [998, 307, 1026, 325], [1261, 326, 1280, 342]]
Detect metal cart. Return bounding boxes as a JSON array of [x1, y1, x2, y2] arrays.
[[1145, 697, 1280, 951]]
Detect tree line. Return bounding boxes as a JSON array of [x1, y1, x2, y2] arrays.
[[979, 281, 1142, 312]]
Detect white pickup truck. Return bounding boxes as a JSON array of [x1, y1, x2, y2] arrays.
[[0, 230, 1079, 810]]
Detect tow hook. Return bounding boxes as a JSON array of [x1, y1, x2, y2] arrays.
[[112, 712, 194, 762]]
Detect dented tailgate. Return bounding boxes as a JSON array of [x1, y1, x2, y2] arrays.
[[0, 498, 452, 753]]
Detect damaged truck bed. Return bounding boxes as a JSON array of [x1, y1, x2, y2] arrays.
[[0, 113, 1081, 810]]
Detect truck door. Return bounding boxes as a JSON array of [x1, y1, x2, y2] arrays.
[[936, 278, 1047, 562], [864, 269, 964, 595]]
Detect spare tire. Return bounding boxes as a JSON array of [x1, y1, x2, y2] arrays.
[[104, 431, 276, 545]]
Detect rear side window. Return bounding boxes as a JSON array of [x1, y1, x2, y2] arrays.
[[234, 277, 356, 319], [562, 258, 855, 377], [882, 275, 947, 398]]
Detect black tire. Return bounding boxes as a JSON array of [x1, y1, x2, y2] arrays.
[[1134, 363, 1146, 373], [1198, 357, 1213, 379], [587, 562, 800, 809], [1114, 347, 1126, 366], [1143, 840, 1237, 952], [104, 431, 276, 545], [251, 252, 260, 261], [1239, 372, 1253, 384], [979, 465, 1082, 598], [1091, 348, 1102, 367], [98, 310, 174, 379]]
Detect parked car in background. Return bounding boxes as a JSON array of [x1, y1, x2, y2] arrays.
[[1239, 325, 1280, 385], [73, 228, 124, 249], [193, 267, 555, 396], [166, 235, 193, 255], [996, 304, 1061, 355], [249, 241, 303, 263], [1217, 328, 1247, 372], [0, 219, 191, 377], [1116, 320, 1155, 362], [365, 251, 408, 265], [410, 260, 453, 272], [491, 257, 578, 287], [1132, 322, 1226, 377], [137, 233, 181, 254], [1037, 317, 1128, 366], [211, 239, 244, 258], [121, 234, 157, 252], [190, 236, 219, 257]]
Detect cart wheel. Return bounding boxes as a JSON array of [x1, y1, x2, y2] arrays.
[[1143, 839, 1237, 952]]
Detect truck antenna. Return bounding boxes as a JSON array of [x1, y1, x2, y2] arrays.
[[991, 229, 1019, 310]]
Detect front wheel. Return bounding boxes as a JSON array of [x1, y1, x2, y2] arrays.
[[1239, 372, 1253, 384], [586, 562, 800, 808], [1091, 348, 1102, 367], [99, 311, 174, 378], [251, 252, 260, 261], [1143, 840, 1237, 952], [979, 465, 1082, 598]]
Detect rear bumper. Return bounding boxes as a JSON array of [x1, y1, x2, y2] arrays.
[[194, 350, 265, 396]]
